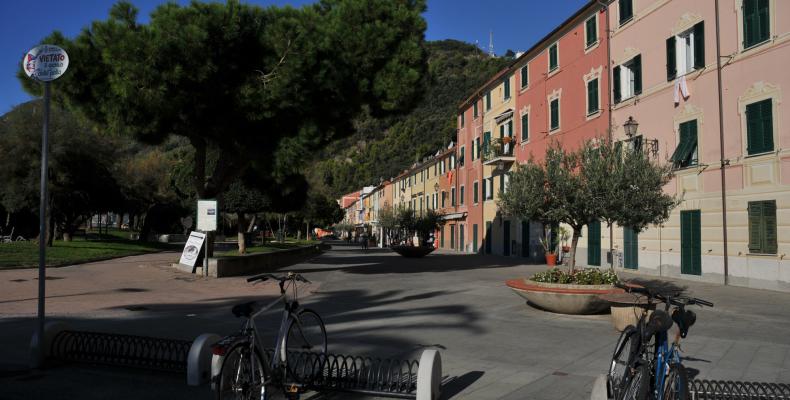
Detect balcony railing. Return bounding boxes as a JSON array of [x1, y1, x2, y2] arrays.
[[483, 137, 516, 165]]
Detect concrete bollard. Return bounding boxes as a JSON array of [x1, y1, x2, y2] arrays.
[[590, 374, 608, 400], [187, 333, 220, 386], [29, 321, 69, 369], [416, 349, 442, 400]]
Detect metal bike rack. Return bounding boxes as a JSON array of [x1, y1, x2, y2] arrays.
[[49, 330, 193, 372], [690, 379, 790, 400]]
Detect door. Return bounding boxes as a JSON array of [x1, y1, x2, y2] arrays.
[[440, 226, 445, 248], [681, 210, 701, 275], [473, 224, 478, 253], [459, 224, 465, 253], [485, 221, 492, 254], [623, 227, 638, 269], [587, 220, 601, 266], [503, 220, 511, 256], [449, 224, 455, 250], [521, 220, 529, 257]]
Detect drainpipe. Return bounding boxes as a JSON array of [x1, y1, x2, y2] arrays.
[[598, 0, 615, 268], [714, 0, 730, 285]]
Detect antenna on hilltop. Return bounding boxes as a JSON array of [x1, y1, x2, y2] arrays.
[[488, 30, 494, 57]]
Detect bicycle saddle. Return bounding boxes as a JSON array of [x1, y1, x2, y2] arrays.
[[644, 309, 674, 338], [232, 301, 257, 318]]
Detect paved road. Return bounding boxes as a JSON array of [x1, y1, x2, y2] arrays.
[[1, 243, 789, 399]]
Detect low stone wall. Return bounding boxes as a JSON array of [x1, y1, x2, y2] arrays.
[[207, 244, 326, 278]]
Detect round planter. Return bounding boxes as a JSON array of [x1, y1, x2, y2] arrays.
[[505, 278, 624, 315], [391, 245, 435, 258]]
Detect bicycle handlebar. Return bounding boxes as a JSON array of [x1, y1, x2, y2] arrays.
[[615, 281, 713, 308], [246, 272, 311, 284]]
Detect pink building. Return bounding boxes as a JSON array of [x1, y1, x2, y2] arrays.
[[600, 0, 790, 291]]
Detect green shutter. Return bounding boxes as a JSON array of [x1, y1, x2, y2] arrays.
[[619, 0, 632, 24], [587, 79, 598, 114], [681, 210, 701, 275], [440, 226, 444, 247], [486, 92, 491, 109], [475, 137, 481, 159], [613, 65, 622, 103], [521, 113, 528, 141], [758, 0, 770, 44], [460, 186, 464, 205], [482, 179, 486, 201], [499, 124, 505, 138], [624, 227, 638, 269], [473, 224, 478, 252], [633, 55, 642, 95], [764, 201, 777, 254], [744, 0, 769, 48], [747, 99, 773, 155], [587, 220, 601, 266], [483, 131, 491, 154], [760, 99, 774, 153], [504, 78, 510, 99], [550, 99, 559, 130], [485, 221, 492, 253], [694, 21, 705, 69], [473, 182, 478, 203], [473, 102, 478, 118], [549, 45, 558, 70], [521, 66, 528, 88], [743, 0, 755, 48], [748, 202, 763, 252], [586, 16, 596, 47], [507, 120, 513, 138], [666, 36, 677, 81]]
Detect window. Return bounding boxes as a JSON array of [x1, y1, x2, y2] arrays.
[[484, 177, 494, 200], [474, 138, 480, 160], [450, 154, 456, 169], [521, 113, 529, 142], [451, 187, 456, 206], [587, 78, 599, 115], [746, 98, 773, 155], [473, 181, 479, 203], [748, 200, 777, 254], [460, 185, 465, 205], [483, 131, 491, 157], [434, 162, 437, 175], [670, 120, 698, 169], [502, 173, 510, 193], [549, 43, 559, 72], [520, 65, 528, 89], [585, 15, 597, 48], [473, 102, 478, 118], [460, 113, 464, 127], [459, 146, 465, 167], [441, 191, 446, 208], [550, 98, 560, 131], [743, 0, 770, 49], [485, 91, 492, 110], [503, 77, 511, 100], [619, 0, 633, 25], [613, 55, 642, 103], [667, 22, 705, 81]]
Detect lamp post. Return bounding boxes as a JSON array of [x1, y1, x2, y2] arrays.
[[623, 116, 639, 138]]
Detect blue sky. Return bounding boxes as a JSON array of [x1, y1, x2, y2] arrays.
[[0, 0, 587, 114]]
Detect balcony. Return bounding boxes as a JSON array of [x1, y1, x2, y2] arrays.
[[482, 137, 516, 167]]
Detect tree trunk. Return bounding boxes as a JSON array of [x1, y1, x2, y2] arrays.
[[116, 213, 123, 229], [191, 136, 208, 198], [569, 227, 582, 271], [237, 212, 246, 254], [4, 211, 9, 228], [306, 221, 310, 242], [246, 214, 257, 233]]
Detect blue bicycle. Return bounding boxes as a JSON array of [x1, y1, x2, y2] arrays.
[[608, 282, 713, 400]]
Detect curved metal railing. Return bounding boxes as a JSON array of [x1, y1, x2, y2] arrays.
[[690, 379, 790, 400]]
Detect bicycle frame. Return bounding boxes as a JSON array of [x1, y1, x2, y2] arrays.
[[652, 329, 682, 399]]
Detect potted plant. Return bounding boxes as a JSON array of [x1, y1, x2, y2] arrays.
[[559, 226, 571, 254], [390, 209, 444, 258], [538, 225, 557, 267]]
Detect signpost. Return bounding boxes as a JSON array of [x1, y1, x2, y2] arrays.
[[196, 200, 218, 275], [23, 44, 69, 366]]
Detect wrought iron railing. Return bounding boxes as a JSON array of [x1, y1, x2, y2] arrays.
[[482, 137, 515, 162]]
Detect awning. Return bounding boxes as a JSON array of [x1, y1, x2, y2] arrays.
[[440, 212, 467, 221]]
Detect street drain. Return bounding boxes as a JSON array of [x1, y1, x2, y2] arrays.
[[124, 305, 149, 311], [33, 276, 64, 281], [9, 279, 27, 282]]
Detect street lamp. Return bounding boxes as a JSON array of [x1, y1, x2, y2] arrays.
[[434, 183, 439, 192], [623, 116, 639, 138]]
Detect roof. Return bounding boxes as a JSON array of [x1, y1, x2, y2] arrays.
[[458, 0, 602, 110]]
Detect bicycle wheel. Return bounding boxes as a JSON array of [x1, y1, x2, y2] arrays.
[[217, 342, 269, 400], [284, 309, 327, 377], [662, 364, 690, 400], [609, 325, 639, 399], [618, 363, 650, 400]]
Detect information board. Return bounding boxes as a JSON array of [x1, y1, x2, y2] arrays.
[[197, 199, 218, 232]]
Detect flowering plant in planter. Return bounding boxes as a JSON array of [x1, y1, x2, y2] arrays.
[[531, 268, 618, 285]]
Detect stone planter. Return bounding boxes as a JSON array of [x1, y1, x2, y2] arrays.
[[391, 245, 435, 258], [505, 278, 624, 315]]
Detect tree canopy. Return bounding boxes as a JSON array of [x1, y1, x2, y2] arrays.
[[21, 0, 429, 199]]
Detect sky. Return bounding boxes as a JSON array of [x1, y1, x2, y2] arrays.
[[0, 0, 588, 114]]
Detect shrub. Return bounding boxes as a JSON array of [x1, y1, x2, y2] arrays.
[[531, 268, 618, 285]]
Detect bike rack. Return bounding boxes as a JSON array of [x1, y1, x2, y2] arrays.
[[690, 379, 790, 400]]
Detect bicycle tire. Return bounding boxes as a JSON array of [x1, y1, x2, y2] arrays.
[[284, 309, 327, 378], [609, 325, 639, 399], [618, 363, 650, 400], [662, 364, 690, 400], [216, 342, 270, 400]]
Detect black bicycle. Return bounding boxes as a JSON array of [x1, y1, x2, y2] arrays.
[[212, 272, 327, 400], [608, 282, 713, 400]]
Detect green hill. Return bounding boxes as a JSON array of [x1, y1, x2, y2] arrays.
[[308, 40, 510, 198]]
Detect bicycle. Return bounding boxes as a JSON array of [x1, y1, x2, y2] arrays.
[[212, 272, 327, 400], [607, 281, 713, 400]]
